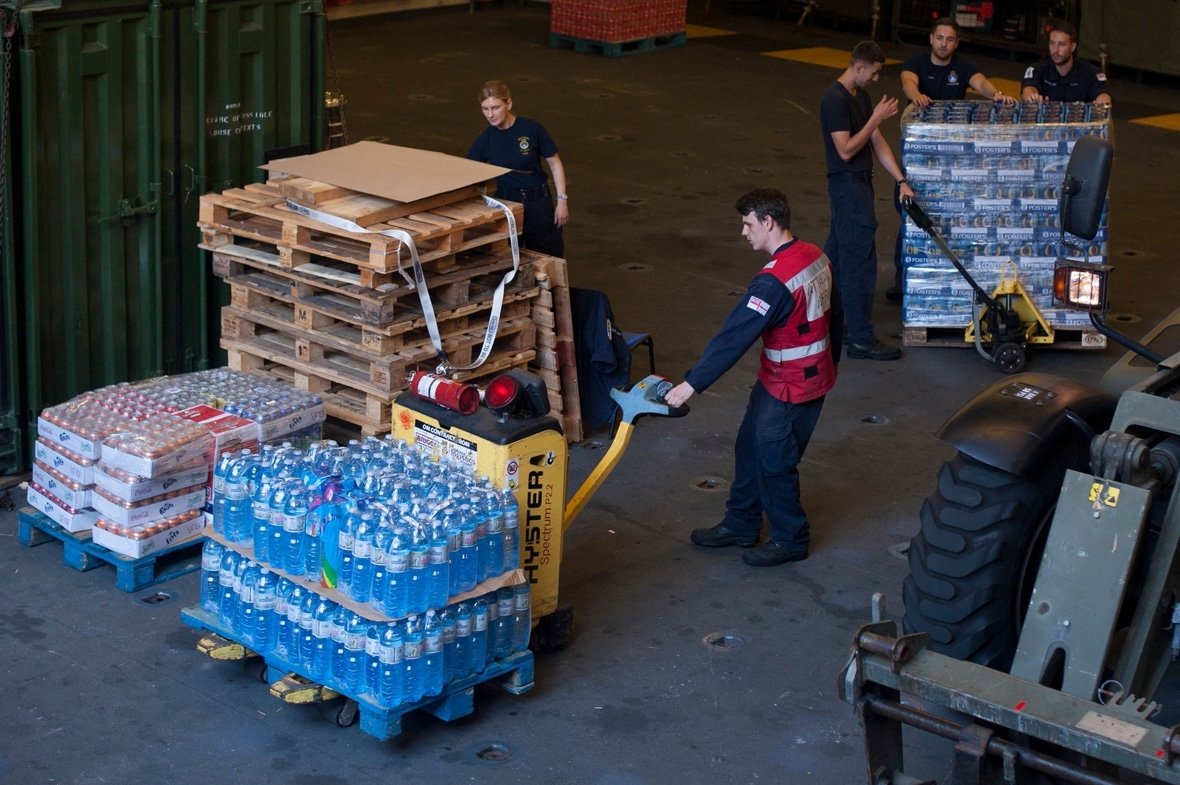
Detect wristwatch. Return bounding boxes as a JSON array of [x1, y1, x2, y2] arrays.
[[897, 178, 908, 186], [556, 194, 568, 200]]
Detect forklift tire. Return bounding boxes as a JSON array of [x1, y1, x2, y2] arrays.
[[529, 605, 574, 654], [901, 450, 1075, 671]]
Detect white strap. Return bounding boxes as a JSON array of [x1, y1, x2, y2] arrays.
[[763, 338, 830, 363], [284, 195, 520, 376]]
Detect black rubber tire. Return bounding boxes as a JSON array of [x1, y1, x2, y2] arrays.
[[902, 448, 1082, 671]]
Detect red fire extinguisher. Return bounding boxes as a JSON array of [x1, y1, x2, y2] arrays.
[[407, 371, 480, 415]]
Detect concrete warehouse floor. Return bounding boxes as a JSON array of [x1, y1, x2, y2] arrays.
[[4, 3, 1180, 783]]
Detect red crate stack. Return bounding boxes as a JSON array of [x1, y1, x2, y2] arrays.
[[551, 0, 686, 43]]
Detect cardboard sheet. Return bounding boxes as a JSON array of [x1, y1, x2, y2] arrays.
[[261, 141, 510, 204]]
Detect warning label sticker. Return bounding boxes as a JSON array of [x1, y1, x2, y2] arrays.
[[1089, 483, 1120, 507], [413, 420, 478, 474]]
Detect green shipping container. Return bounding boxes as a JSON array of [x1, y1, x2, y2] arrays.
[[1, 0, 324, 473]]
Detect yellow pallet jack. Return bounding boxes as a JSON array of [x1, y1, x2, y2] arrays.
[[905, 199, 1055, 374]]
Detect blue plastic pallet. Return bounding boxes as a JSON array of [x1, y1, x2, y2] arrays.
[[180, 604, 534, 741], [17, 506, 205, 592], [549, 31, 686, 58]]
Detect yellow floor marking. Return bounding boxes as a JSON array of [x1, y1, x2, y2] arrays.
[[764, 46, 901, 69], [1131, 113, 1180, 131], [685, 24, 735, 39]]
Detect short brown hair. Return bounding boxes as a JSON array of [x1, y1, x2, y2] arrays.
[[478, 80, 511, 102], [931, 17, 960, 35], [850, 40, 885, 66], [736, 188, 791, 231], [1049, 20, 1078, 44]]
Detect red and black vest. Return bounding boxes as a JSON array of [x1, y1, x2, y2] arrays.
[[757, 241, 837, 403]]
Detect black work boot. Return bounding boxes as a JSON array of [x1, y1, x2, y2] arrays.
[[690, 523, 758, 548], [741, 541, 808, 566]]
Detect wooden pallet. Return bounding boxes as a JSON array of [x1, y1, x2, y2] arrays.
[[902, 324, 1108, 350], [199, 182, 523, 275], [17, 507, 204, 592], [549, 31, 687, 58], [528, 256, 582, 442], [180, 604, 534, 741], [210, 243, 538, 329], [272, 175, 494, 226]]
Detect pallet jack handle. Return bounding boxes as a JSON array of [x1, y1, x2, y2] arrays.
[[563, 375, 688, 531], [903, 198, 1002, 312]]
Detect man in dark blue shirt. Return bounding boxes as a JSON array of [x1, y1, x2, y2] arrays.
[[888, 18, 1011, 301], [1021, 21, 1111, 105], [820, 41, 913, 361], [666, 189, 835, 567], [467, 80, 569, 258]]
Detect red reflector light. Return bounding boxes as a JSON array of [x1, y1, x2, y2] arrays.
[[485, 375, 519, 409]]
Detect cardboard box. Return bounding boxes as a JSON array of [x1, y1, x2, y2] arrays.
[[101, 426, 213, 479], [34, 438, 96, 486], [253, 404, 326, 444], [92, 510, 205, 558], [37, 417, 104, 460], [94, 462, 210, 504], [174, 404, 259, 457], [26, 483, 98, 533], [91, 484, 208, 528], [32, 461, 93, 511]]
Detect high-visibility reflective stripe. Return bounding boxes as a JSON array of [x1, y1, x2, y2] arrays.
[[763, 338, 830, 363], [783, 256, 829, 293]]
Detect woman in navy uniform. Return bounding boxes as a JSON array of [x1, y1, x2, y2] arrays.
[[467, 80, 568, 258]]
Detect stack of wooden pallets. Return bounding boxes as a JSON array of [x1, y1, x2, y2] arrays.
[[199, 175, 582, 441]]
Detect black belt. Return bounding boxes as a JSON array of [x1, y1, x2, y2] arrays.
[[827, 171, 873, 184], [510, 183, 550, 202]]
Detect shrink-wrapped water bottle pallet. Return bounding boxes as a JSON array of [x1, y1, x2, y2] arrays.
[[179, 604, 535, 741], [17, 507, 205, 592]]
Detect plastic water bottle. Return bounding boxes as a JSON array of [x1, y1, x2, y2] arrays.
[[266, 479, 294, 565], [454, 603, 472, 681], [470, 501, 489, 584], [299, 591, 318, 668], [200, 539, 224, 613], [458, 512, 477, 593], [402, 616, 424, 703], [441, 609, 457, 686], [253, 569, 278, 653], [330, 605, 350, 682], [422, 611, 444, 697], [218, 550, 240, 629], [211, 451, 236, 535], [238, 562, 261, 644], [252, 466, 277, 565], [282, 486, 308, 575], [310, 597, 336, 682], [305, 486, 339, 583], [384, 529, 410, 619], [445, 514, 462, 598], [365, 622, 383, 697], [501, 489, 520, 571], [342, 614, 368, 694], [223, 461, 253, 544], [428, 531, 449, 611], [337, 509, 360, 594], [369, 522, 392, 615], [408, 533, 431, 614], [512, 583, 531, 652], [279, 582, 301, 663], [378, 624, 404, 708], [350, 513, 377, 602], [470, 599, 489, 675], [484, 492, 504, 579], [491, 588, 512, 660]]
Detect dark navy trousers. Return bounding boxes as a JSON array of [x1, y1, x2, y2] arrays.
[[823, 180, 879, 346], [722, 381, 826, 552], [523, 194, 565, 258]]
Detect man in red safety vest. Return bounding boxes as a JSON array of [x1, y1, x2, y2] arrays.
[[666, 188, 837, 566]]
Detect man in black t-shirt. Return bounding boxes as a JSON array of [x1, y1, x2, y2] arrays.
[[1021, 21, 1111, 105], [888, 18, 1012, 300], [820, 41, 913, 361]]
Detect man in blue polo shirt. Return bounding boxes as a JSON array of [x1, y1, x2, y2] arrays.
[[1021, 21, 1111, 105]]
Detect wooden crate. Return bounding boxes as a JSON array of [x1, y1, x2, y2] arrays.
[[528, 256, 582, 443]]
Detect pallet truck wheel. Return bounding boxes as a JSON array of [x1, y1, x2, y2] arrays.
[[529, 605, 574, 653], [334, 698, 359, 727], [994, 343, 1026, 374], [249, 660, 270, 684]]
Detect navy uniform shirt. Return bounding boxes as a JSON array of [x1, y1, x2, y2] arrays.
[[466, 116, 558, 196], [820, 83, 873, 174], [1022, 58, 1110, 102], [684, 242, 796, 394], [902, 52, 981, 101]]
